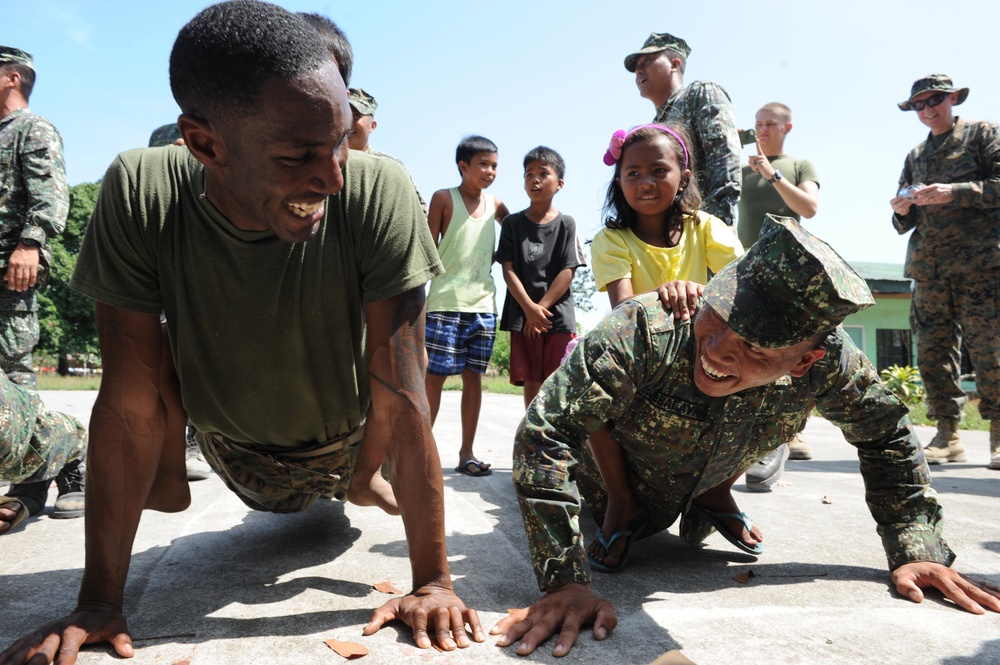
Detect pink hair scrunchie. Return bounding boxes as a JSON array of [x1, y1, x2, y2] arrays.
[[602, 123, 690, 169], [602, 129, 628, 166]]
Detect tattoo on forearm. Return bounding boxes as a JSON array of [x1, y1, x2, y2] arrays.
[[370, 288, 429, 415]]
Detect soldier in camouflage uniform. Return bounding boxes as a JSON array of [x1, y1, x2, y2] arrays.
[[0, 46, 68, 388], [625, 32, 741, 226], [0, 371, 87, 534], [889, 75, 1000, 469], [0, 46, 85, 530], [347, 87, 428, 216], [493, 216, 1000, 657]]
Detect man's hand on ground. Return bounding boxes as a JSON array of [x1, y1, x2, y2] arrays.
[[0, 610, 133, 664], [892, 562, 1000, 614], [491, 583, 617, 657], [656, 280, 703, 321], [363, 584, 484, 650]]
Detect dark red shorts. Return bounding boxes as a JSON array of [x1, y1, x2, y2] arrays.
[[509, 331, 577, 386]]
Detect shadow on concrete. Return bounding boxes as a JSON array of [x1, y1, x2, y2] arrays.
[[4, 499, 370, 653], [940, 639, 1000, 664]]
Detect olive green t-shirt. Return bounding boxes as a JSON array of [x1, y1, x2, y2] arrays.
[[71, 146, 442, 446], [738, 155, 819, 248]]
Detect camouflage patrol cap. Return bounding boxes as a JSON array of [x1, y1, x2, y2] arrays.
[[624, 32, 691, 73], [703, 215, 874, 349], [347, 88, 377, 116], [148, 123, 182, 147], [898, 74, 969, 111], [0, 46, 33, 69]]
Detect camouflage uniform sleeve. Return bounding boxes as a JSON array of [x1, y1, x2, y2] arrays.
[[682, 81, 742, 226], [949, 120, 1000, 210], [19, 118, 68, 245], [512, 299, 654, 591], [891, 154, 917, 234], [813, 330, 955, 570]]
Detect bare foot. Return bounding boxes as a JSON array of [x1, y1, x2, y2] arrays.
[[346, 474, 400, 516], [587, 495, 644, 569], [693, 486, 762, 549], [0, 499, 26, 535]]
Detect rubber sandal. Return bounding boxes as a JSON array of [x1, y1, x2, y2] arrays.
[[587, 513, 648, 573], [454, 459, 492, 477], [689, 503, 763, 555], [0, 495, 31, 534]]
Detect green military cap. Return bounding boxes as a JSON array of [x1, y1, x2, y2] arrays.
[[703, 215, 874, 349], [148, 123, 182, 147], [624, 32, 691, 73], [347, 88, 377, 116], [898, 74, 969, 111], [0, 46, 34, 69]]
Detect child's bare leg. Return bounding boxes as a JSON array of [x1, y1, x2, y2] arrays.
[[458, 368, 487, 469], [425, 373, 447, 425], [587, 423, 643, 567], [522, 380, 543, 410], [346, 420, 399, 516], [693, 470, 762, 547]]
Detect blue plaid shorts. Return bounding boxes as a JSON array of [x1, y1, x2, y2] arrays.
[[425, 311, 496, 376]]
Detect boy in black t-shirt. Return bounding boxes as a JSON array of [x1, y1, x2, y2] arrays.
[[496, 147, 587, 407]]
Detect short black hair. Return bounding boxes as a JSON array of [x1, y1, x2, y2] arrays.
[[523, 146, 565, 179], [298, 12, 353, 86], [169, 0, 331, 123], [455, 135, 497, 170], [1, 64, 34, 100]]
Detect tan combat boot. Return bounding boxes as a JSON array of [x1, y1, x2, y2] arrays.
[[924, 418, 966, 464], [989, 423, 1000, 470]]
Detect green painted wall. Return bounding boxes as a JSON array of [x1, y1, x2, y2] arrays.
[[843, 296, 912, 368]]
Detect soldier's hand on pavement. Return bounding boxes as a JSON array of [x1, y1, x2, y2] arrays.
[[892, 562, 1000, 614], [910, 183, 954, 206], [363, 584, 484, 650], [5, 243, 40, 292], [0, 609, 134, 665], [656, 280, 704, 321], [491, 583, 617, 657]]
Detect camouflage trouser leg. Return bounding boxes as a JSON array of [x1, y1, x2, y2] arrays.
[[0, 310, 39, 389], [0, 371, 87, 484], [197, 430, 362, 513], [953, 270, 1000, 421], [911, 278, 967, 421]]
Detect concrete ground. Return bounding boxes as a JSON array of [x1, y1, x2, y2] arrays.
[[2, 390, 999, 665]]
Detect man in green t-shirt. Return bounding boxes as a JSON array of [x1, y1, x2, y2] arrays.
[[738, 102, 820, 489], [0, 3, 482, 663]]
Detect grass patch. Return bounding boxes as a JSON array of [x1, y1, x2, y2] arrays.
[[442, 373, 522, 395], [37, 374, 102, 391], [907, 398, 988, 431]]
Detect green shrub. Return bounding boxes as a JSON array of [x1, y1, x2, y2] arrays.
[[880, 365, 925, 405]]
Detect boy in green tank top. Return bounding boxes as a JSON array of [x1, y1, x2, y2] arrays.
[[424, 135, 509, 477]]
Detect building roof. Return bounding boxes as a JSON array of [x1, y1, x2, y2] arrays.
[[849, 261, 912, 294]]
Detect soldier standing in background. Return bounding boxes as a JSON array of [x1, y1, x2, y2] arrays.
[[0, 46, 85, 526], [347, 87, 427, 216], [890, 75, 1000, 470], [625, 32, 742, 226], [0, 46, 68, 387]]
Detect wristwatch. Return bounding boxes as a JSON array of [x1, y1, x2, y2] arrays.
[[20, 238, 41, 248], [767, 170, 784, 184]]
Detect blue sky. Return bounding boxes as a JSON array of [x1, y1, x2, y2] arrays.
[[9, 0, 999, 322]]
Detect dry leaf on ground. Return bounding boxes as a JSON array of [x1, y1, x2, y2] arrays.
[[822, 496, 833, 504], [325, 639, 369, 659], [373, 580, 403, 595], [732, 569, 756, 584]]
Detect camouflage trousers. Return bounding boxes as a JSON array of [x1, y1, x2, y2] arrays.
[[0, 371, 87, 484], [0, 309, 39, 389], [197, 426, 364, 513], [911, 270, 1000, 422]]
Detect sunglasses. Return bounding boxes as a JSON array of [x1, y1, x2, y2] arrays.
[[911, 92, 950, 111]]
